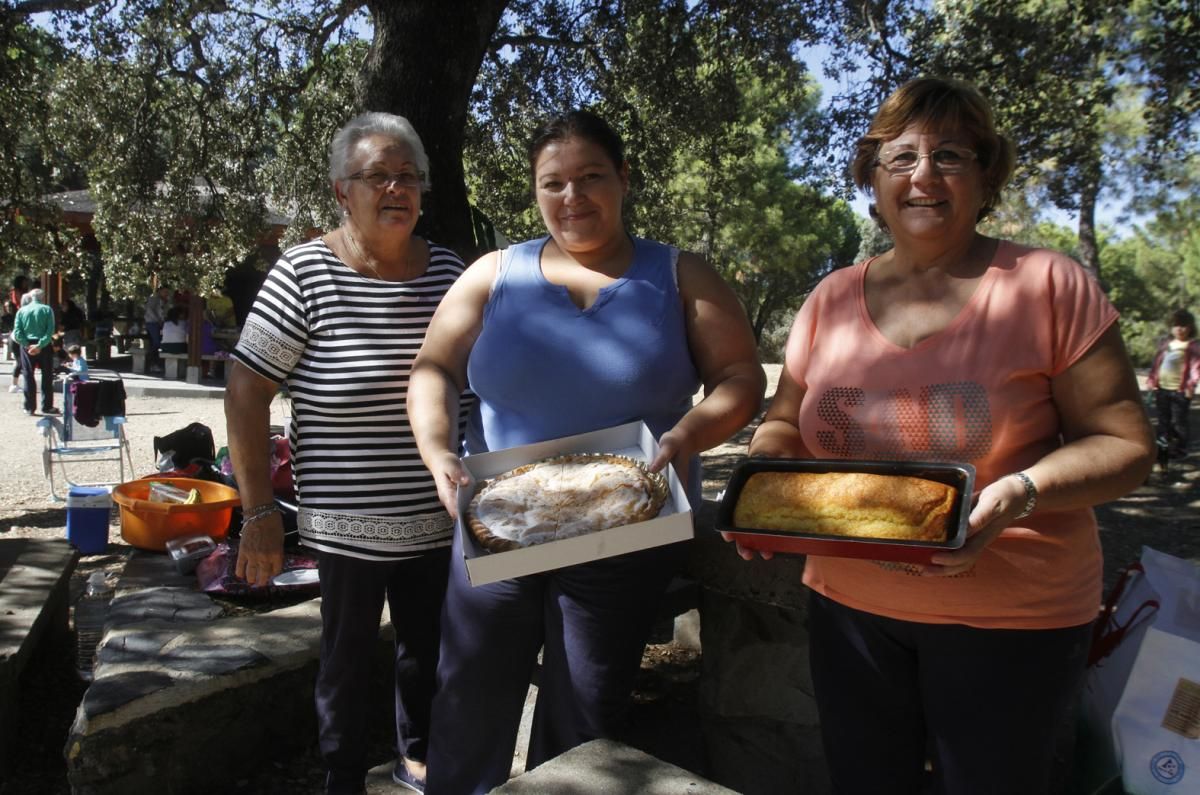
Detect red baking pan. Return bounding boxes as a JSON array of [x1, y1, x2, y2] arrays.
[[715, 458, 976, 565]]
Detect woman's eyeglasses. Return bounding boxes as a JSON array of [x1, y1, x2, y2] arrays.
[[345, 170, 425, 190], [875, 146, 977, 175]]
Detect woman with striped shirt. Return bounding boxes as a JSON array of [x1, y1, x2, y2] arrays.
[[225, 112, 472, 795]]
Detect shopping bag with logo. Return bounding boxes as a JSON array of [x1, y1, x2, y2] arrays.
[[1109, 546, 1200, 793]]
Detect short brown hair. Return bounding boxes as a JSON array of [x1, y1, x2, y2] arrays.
[[851, 77, 1015, 229]]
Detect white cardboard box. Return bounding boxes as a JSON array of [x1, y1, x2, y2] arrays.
[[455, 420, 694, 586]]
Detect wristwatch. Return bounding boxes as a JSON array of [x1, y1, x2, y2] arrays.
[[1009, 471, 1038, 519]]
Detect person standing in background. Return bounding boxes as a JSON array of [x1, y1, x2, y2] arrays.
[[9, 275, 30, 308], [1146, 308, 1200, 468], [143, 285, 170, 373], [60, 298, 86, 348], [8, 276, 30, 393], [3, 300, 18, 393], [160, 307, 189, 355], [12, 288, 59, 416]]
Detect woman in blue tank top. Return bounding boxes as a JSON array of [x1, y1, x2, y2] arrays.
[[409, 110, 764, 794]]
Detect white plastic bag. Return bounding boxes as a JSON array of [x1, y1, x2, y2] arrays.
[[1109, 547, 1200, 793]]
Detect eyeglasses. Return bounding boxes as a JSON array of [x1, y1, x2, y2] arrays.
[[344, 169, 425, 190], [875, 145, 978, 175]]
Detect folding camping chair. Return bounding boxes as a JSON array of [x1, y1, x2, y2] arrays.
[[38, 369, 134, 501]]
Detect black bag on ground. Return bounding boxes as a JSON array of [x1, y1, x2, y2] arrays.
[[154, 422, 216, 469]]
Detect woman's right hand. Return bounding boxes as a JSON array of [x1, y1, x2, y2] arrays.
[[236, 513, 285, 587], [430, 451, 471, 518], [727, 368, 810, 561], [719, 531, 775, 561]]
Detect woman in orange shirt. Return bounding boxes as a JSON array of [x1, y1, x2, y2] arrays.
[[743, 78, 1155, 792]]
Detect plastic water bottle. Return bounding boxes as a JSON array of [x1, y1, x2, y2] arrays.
[[75, 572, 114, 681]]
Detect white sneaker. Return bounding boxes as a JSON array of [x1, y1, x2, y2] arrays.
[[7, 385, 20, 393]]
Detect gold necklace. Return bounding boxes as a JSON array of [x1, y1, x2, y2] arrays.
[[343, 227, 415, 282]]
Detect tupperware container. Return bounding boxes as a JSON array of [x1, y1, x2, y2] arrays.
[[715, 458, 976, 564], [112, 478, 241, 551], [166, 534, 219, 574]]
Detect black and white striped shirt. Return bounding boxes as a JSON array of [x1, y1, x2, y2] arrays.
[[234, 238, 473, 561]]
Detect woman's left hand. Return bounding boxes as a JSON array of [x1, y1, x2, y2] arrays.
[[648, 426, 690, 486], [923, 475, 1027, 577]]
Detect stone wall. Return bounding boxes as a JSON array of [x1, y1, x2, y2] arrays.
[[64, 552, 395, 794], [688, 502, 831, 795]]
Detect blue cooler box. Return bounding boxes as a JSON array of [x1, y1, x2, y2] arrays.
[[67, 487, 112, 554]]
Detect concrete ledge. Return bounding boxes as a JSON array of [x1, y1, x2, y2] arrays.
[[160, 354, 188, 380], [160, 353, 226, 383], [65, 599, 326, 793], [0, 538, 79, 778], [65, 583, 397, 795], [491, 739, 737, 794]]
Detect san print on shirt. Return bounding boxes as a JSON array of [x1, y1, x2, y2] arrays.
[[814, 381, 992, 461]]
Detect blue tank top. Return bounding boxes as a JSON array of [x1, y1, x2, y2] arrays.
[[466, 236, 702, 500]]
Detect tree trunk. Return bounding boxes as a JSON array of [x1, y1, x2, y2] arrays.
[[359, 0, 510, 262], [1077, 171, 1101, 282]]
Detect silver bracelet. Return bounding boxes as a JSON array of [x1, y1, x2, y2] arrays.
[[241, 504, 282, 528], [1008, 471, 1038, 519], [242, 501, 277, 518]]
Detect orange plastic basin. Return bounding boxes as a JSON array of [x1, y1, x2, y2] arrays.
[[112, 478, 241, 551]]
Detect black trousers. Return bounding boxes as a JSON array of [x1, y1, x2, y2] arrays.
[[317, 547, 450, 794], [808, 591, 1091, 795], [18, 344, 55, 412], [1154, 388, 1192, 459]]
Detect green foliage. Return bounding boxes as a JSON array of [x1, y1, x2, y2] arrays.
[[1103, 198, 1200, 364], [855, 215, 891, 261], [9, 0, 370, 300], [0, 17, 86, 279], [809, 0, 1199, 279], [12, 0, 1192, 320], [259, 41, 369, 250], [656, 54, 860, 343]]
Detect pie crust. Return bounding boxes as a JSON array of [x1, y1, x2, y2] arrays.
[[468, 453, 669, 552]]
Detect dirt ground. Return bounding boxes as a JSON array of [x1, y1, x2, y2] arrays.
[[1, 366, 1197, 794]]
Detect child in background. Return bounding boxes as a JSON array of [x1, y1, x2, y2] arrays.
[[65, 344, 89, 381], [1147, 308, 1200, 468]]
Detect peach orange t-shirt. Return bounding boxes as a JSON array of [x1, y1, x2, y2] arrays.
[[786, 242, 1117, 629]]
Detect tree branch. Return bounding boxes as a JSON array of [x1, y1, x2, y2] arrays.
[[490, 33, 610, 78], [10, 0, 103, 15]]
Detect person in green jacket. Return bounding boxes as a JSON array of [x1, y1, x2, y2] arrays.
[[12, 288, 59, 416]]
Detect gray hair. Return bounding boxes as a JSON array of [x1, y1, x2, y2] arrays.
[[328, 112, 431, 192], [25, 289, 43, 305]]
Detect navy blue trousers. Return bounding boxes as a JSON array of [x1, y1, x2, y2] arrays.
[[1155, 388, 1192, 459], [808, 591, 1092, 795], [18, 344, 54, 413], [317, 547, 450, 794], [425, 533, 687, 795]]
